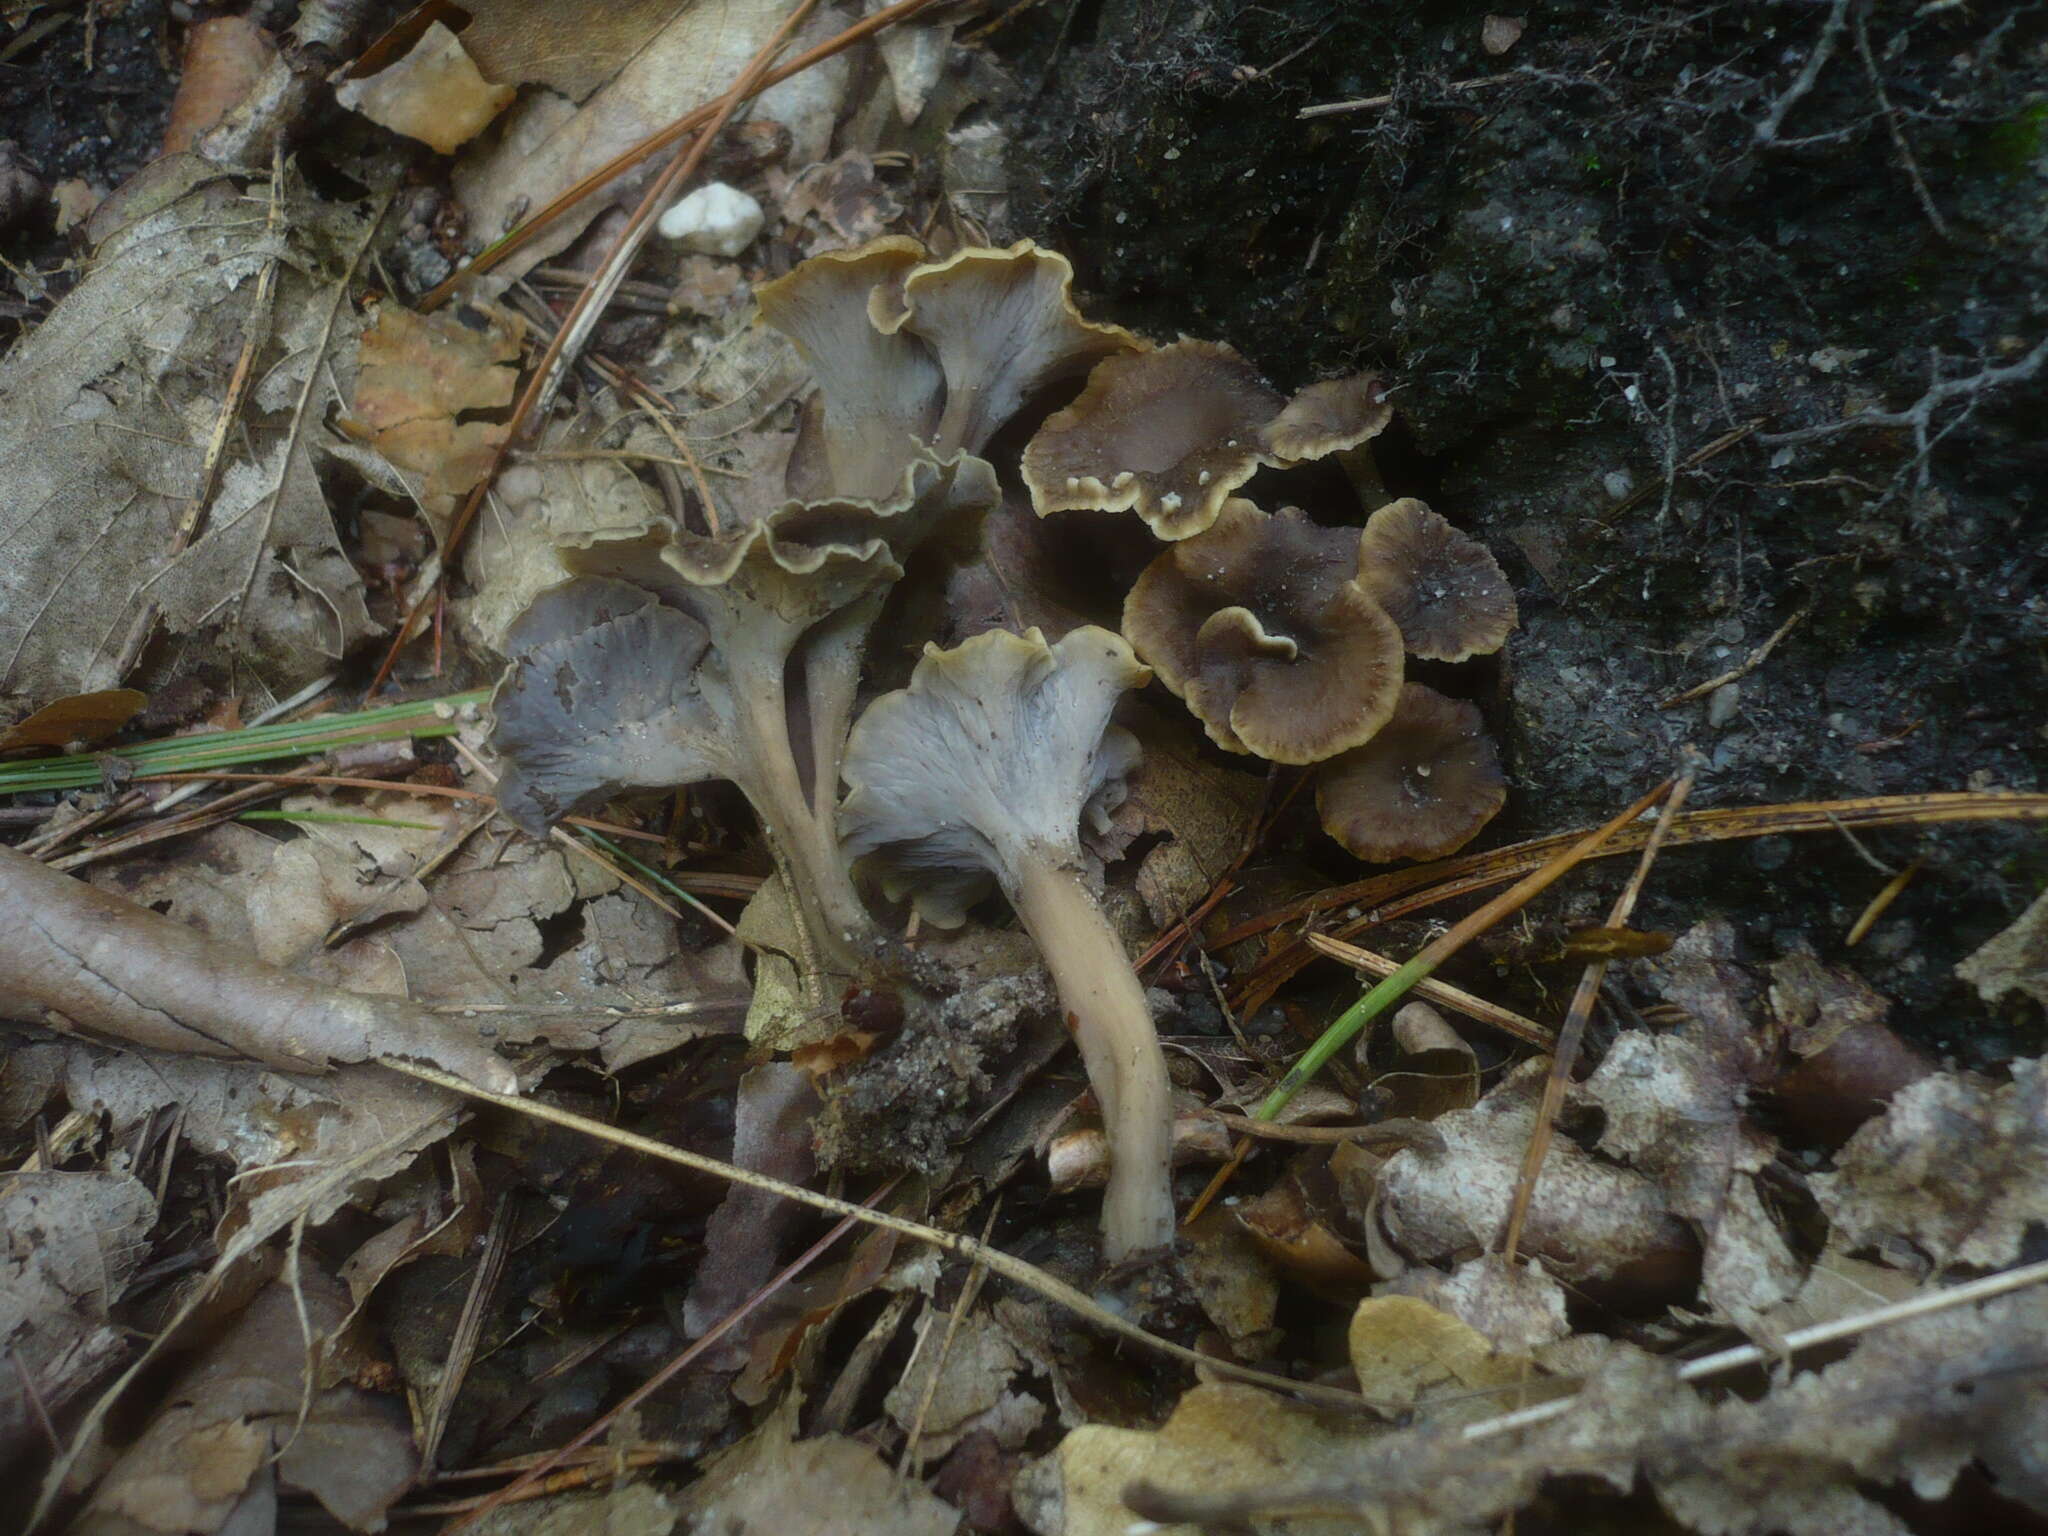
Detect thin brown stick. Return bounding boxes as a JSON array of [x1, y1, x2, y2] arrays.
[[1656, 604, 1811, 708], [1846, 854, 1922, 946], [382, 1058, 1375, 1413], [1499, 769, 1695, 1261], [1298, 71, 1516, 119]]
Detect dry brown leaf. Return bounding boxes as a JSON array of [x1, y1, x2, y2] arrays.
[[1386, 1254, 1571, 1354], [1377, 1059, 1697, 1290], [0, 1172, 155, 1472], [675, 1389, 961, 1536], [455, 0, 693, 100], [0, 842, 514, 1091], [1957, 885, 2048, 1009], [1013, 1382, 1363, 1536], [70, 1272, 416, 1535], [886, 1307, 1043, 1462], [1180, 1207, 1282, 1356], [1813, 1054, 2048, 1270], [0, 688, 146, 751], [335, 21, 516, 154], [343, 299, 525, 545], [0, 161, 375, 698], [1347, 1295, 1533, 1416], [162, 16, 277, 154], [453, 0, 849, 284]]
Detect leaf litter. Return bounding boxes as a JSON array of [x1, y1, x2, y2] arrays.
[[0, 1, 2045, 1533]]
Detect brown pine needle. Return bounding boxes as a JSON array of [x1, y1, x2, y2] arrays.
[[1847, 855, 1923, 946], [1500, 768, 1696, 1262], [1303, 932, 1551, 1047]]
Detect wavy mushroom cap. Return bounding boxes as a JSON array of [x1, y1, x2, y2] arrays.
[[759, 237, 1140, 503], [1020, 341, 1286, 539], [1355, 498, 1518, 663], [1259, 372, 1393, 462], [838, 626, 1149, 927], [1314, 683, 1506, 862], [1121, 500, 1404, 764], [489, 579, 733, 837]]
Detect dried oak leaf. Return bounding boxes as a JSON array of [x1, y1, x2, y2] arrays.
[[1812, 1054, 2048, 1270], [343, 299, 524, 545], [0, 165, 376, 697]]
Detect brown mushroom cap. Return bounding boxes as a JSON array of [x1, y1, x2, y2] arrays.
[[1354, 498, 1518, 663], [1121, 500, 1404, 764], [1314, 683, 1506, 862], [1021, 341, 1285, 540], [1259, 372, 1394, 463]]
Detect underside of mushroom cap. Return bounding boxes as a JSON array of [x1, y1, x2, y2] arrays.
[[1354, 498, 1519, 662], [886, 241, 1144, 458], [1121, 500, 1405, 764], [756, 237, 941, 503], [759, 237, 1141, 504], [1259, 372, 1394, 462], [839, 626, 1150, 927], [1020, 340, 1284, 539], [1315, 683, 1507, 862], [489, 578, 733, 837]]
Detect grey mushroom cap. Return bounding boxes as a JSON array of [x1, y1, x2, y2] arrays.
[[839, 626, 1149, 926], [489, 578, 733, 837]]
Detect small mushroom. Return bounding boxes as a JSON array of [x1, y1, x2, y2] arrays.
[[1021, 340, 1284, 540], [1354, 498, 1518, 663], [1258, 372, 1393, 463], [1121, 500, 1404, 763], [1314, 684, 1507, 862], [838, 627, 1174, 1260]]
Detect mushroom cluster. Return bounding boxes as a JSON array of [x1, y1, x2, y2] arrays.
[[486, 234, 1521, 1263]]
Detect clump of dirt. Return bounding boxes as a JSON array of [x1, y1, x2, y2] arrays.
[[992, 0, 2048, 1046]]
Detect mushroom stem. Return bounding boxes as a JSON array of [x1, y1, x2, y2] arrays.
[[728, 669, 876, 989], [1008, 852, 1175, 1260]]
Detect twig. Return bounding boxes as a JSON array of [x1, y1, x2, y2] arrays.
[[1752, 0, 1852, 146], [1300, 72, 1516, 119], [1846, 854, 1922, 945], [1851, 2, 1952, 241], [419, 1193, 513, 1474], [1757, 337, 2046, 451], [1461, 1256, 2048, 1446], [1500, 767, 1696, 1261], [379, 1058, 1375, 1414], [1655, 602, 1811, 708]]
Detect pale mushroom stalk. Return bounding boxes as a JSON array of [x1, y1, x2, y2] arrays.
[[1007, 856, 1176, 1256], [840, 626, 1176, 1261]]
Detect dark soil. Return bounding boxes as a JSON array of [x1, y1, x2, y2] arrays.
[[988, 0, 2048, 1058]]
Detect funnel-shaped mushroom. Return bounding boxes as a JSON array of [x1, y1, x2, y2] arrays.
[[492, 451, 1000, 985], [1259, 372, 1393, 463], [839, 627, 1174, 1260], [1355, 498, 1518, 663], [1315, 684, 1506, 861], [1121, 500, 1404, 763], [759, 237, 1141, 504]]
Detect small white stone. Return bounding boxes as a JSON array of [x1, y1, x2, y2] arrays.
[[1197, 469, 1211, 485], [657, 182, 764, 256]]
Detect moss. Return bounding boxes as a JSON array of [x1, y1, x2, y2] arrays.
[[1975, 99, 2048, 179]]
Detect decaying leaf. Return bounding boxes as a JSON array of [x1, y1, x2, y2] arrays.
[[1, 843, 514, 1089], [335, 21, 516, 154], [72, 1272, 416, 1534], [1013, 1382, 1363, 1536], [674, 1389, 961, 1536], [1347, 1295, 1533, 1416], [1813, 1053, 2048, 1271], [886, 1307, 1042, 1462], [0, 1172, 155, 1472], [0, 160, 375, 698], [1957, 885, 2048, 1010], [343, 299, 525, 545]]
